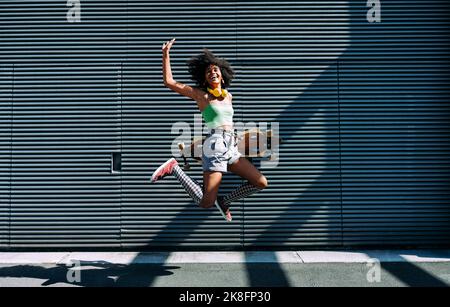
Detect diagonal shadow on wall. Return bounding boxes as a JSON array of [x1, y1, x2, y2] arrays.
[[243, 0, 450, 287]]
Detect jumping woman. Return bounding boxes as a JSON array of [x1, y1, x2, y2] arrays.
[[151, 38, 268, 222]]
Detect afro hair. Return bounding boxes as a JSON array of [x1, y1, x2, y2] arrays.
[[187, 48, 234, 90]]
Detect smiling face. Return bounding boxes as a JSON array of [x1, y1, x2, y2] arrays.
[[205, 64, 223, 88]]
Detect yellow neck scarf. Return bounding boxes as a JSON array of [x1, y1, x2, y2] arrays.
[[207, 87, 228, 98]]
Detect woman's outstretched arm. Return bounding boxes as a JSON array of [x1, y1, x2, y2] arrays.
[[162, 38, 207, 109]]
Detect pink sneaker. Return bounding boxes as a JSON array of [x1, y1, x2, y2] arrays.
[[216, 196, 232, 222], [151, 158, 178, 183]]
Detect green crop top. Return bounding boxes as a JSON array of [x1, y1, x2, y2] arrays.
[[201, 102, 234, 129]]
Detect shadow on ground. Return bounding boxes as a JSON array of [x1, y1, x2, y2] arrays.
[[0, 261, 179, 287]]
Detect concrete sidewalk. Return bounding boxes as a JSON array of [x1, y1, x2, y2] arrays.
[[0, 250, 449, 264], [0, 250, 449, 287]]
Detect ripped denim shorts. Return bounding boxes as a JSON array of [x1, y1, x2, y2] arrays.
[[202, 128, 241, 173]]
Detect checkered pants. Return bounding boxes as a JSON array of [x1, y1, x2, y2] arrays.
[[222, 182, 262, 205], [172, 165, 203, 205], [172, 165, 262, 206]]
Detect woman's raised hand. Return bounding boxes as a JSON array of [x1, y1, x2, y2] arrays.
[[162, 38, 176, 54]]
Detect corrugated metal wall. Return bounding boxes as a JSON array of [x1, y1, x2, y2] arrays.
[[8, 64, 122, 248], [237, 1, 347, 247], [338, 1, 450, 246], [120, 1, 242, 248], [0, 65, 12, 247], [0, 0, 449, 249]]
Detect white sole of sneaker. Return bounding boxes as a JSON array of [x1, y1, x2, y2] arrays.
[[151, 158, 176, 183], [214, 200, 232, 222]]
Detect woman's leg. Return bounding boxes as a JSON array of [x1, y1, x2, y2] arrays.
[[152, 158, 224, 213], [171, 163, 204, 205], [222, 157, 268, 205], [172, 166, 223, 209], [200, 171, 222, 208]]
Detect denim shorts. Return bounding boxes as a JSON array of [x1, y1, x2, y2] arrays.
[[202, 129, 241, 172]]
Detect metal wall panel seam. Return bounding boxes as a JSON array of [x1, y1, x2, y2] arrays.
[[337, 59, 344, 246]]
